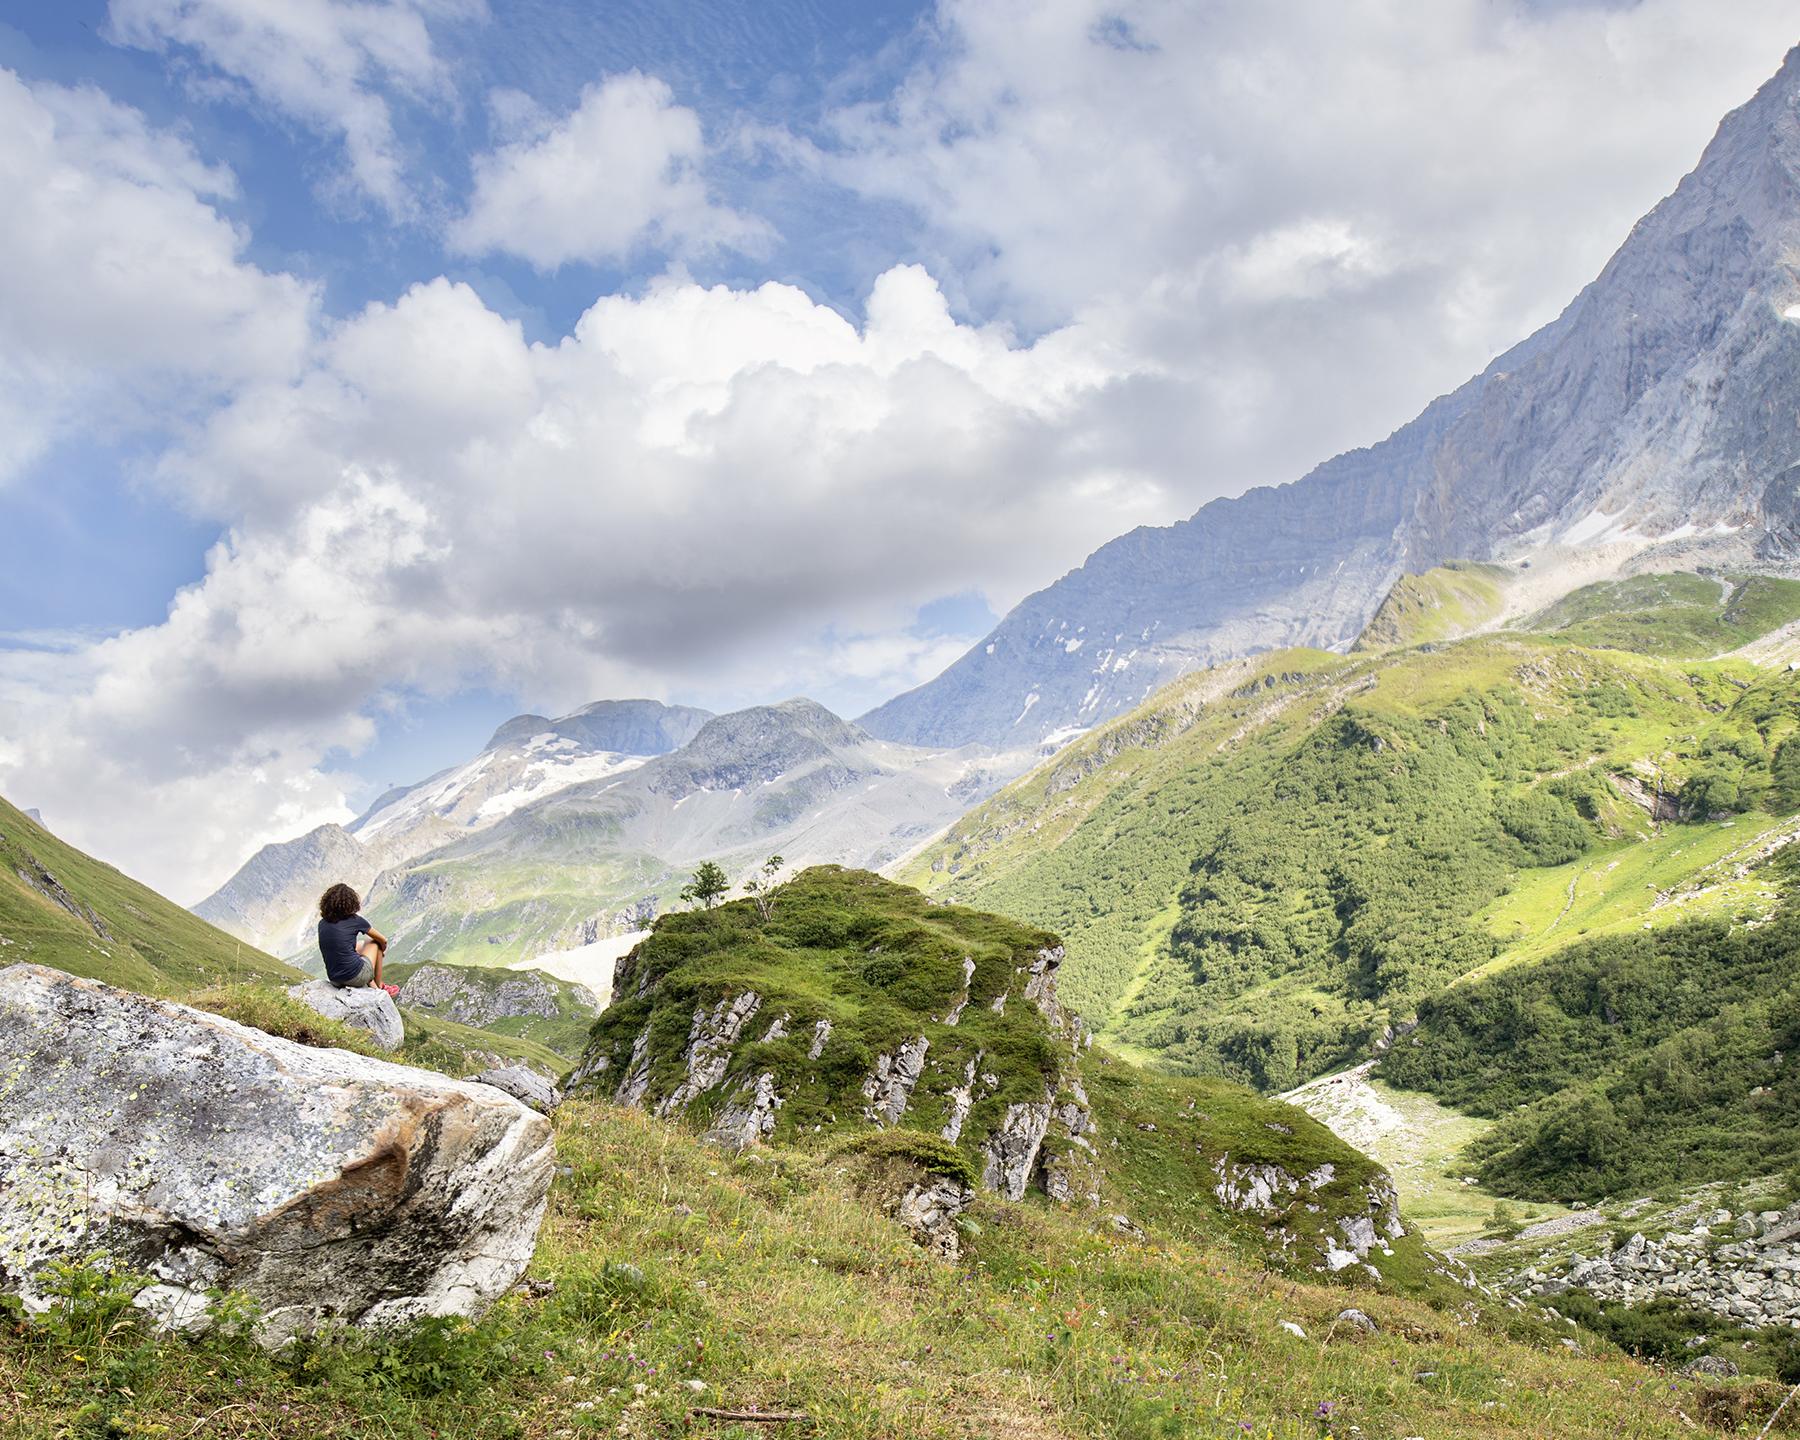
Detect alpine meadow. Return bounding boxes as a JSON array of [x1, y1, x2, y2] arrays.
[[8, 6, 1800, 1439]]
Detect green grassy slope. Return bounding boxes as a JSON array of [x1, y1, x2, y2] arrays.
[[384, 958, 601, 1059], [1352, 560, 1514, 651], [1381, 875, 1800, 1202], [899, 585, 1800, 1101], [575, 868, 1437, 1290], [1524, 572, 1800, 657], [0, 795, 299, 993], [11, 1095, 1771, 1440]]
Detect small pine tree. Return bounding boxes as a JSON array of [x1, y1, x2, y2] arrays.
[[680, 860, 730, 911], [742, 854, 785, 922]]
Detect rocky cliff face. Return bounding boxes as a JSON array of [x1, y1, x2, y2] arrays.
[[863, 46, 1800, 748]]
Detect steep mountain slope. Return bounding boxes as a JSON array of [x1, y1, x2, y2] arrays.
[[356, 700, 1028, 970], [196, 698, 713, 955], [0, 793, 297, 993], [863, 46, 1800, 749], [1351, 561, 1515, 651], [898, 579, 1800, 1105]]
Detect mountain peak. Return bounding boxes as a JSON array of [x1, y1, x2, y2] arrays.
[[484, 698, 713, 755], [863, 46, 1800, 749]]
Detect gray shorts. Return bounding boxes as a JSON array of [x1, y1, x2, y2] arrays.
[[332, 955, 376, 988]]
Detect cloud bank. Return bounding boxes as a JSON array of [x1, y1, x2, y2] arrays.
[[3, 1, 1797, 899]]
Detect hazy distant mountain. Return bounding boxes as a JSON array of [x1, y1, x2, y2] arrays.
[[198, 695, 1040, 967], [359, 698, 1028, 968], [195, 698, 712, 956], [863, 46, 1800, 748]]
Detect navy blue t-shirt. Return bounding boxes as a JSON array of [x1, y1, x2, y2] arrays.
[[318, 914, 372, 986]]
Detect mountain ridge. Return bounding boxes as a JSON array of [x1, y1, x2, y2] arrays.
[[862, 44, 1800, 749]]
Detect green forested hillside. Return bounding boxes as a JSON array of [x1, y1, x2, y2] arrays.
[[1381, 879, 1800, 1200], [901, 578, 1800, 1108], [0, 795, 299, 992], [1525, 572, 1800, 657]]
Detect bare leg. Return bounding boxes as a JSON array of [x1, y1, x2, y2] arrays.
[[356, 935, 384, 988]]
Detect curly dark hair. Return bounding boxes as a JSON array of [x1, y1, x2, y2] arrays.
[[319, 882, 361, 924]]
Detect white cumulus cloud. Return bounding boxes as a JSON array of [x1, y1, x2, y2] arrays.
[[1, 266, 1159, 898], [106, 0, 481, 214], [0, 68, 314, 483], [450, 72, 766, 269]]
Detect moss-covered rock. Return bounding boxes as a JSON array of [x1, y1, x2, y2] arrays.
[[568, 866, 1437, 1287]]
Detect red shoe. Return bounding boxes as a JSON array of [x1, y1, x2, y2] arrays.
[[379, 983, 400, 998]]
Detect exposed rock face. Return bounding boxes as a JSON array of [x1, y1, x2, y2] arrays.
[[894, 1178, 974, 1260], [0, 965, 553, 1340], [1515, 1203, 1800, 1328], [862, 46, 1800, 748], [708, 1072, 782, 1150], [398, 964, 596, 1025], [1212, 1157, 1405, 1275], [14, 858, 110, 938], [981, 1097, 1056, 1201], [1041, 1081, 1102, 1207], [472, 1065, 562, 1112], [656, 993, 764, 1117], [862, 1036, 930, 1126], [1021, 946, 1065, 1025], [286, 978, 405, 1052]]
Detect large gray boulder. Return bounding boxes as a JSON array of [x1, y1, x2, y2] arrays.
[[470, 1065, 562, 1113], [0, 965, 554, 1340], [287, 977, 405, 1051]]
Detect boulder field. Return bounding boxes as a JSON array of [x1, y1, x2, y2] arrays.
[[0, 965, 553, 1341]]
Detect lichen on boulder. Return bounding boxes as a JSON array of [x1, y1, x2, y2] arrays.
[[0, 964, 554, 1341]]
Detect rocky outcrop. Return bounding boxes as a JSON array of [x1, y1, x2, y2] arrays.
[[656, 992, 764, 1117], [1515, 1203, 1800, 1328], [286, 978, 405, 1051], [1213, 1157, 1405, 1276], [471, 1065, 562, 1112], [980, 1096, 1056, 1201], [1021, 946, 1064, 1025], [894, 1178, 974, 1260], [862, 1036, 929, 1126], [1041, 1081, 1102, 1207], [14, 857, 110, 938], [0, 965, 553, 1341], [398, 964, 596, 1026], [708, 1072, 782, 1150]]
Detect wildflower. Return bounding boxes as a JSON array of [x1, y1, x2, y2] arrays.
[[1316, 1400, 1336, 1419]]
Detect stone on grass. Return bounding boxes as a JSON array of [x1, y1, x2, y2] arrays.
[[472, 1065, 563, 1112], [0, 964, 554, 1342], [287, 977, 405, 1051]]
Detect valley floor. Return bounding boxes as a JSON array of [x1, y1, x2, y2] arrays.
[[1280, 1064, 1564, 1250], [3, 1100, 1782, 1439]]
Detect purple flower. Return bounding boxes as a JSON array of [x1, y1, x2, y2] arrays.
[[1316, 1400, 1335, 1419]]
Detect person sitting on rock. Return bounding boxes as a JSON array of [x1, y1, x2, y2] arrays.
[[318, 883, 399, 997]]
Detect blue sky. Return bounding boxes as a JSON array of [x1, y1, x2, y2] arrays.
[[0, 0, 1793, 897]]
